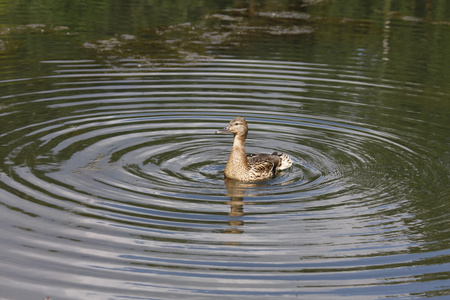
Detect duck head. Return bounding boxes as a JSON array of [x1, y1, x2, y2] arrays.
[[216, 117, 248, 137]]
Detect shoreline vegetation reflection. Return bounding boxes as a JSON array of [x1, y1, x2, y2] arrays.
[[1, 1, 450, 67]]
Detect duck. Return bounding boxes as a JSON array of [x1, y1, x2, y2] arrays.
[[216, 117, 293, 182]]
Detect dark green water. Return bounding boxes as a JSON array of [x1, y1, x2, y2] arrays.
[[0, 1, 449, 299]]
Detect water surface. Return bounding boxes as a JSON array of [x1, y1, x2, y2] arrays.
[[0, 1, 449, 299]]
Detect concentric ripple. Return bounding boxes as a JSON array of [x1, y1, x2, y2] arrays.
[[0, 58, 449, 299]]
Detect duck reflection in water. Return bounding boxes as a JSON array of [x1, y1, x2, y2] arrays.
[[223, 178, 262, 236], [224, 178, 246, 235], [216, 117, 293, 236], [223, 176, 287, 236]]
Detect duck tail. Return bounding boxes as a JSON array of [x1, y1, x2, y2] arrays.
[[278, 153, 293, 170]]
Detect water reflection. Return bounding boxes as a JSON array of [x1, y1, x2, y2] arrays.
[[224, 178, 259, 236], [225, 180, 245, 235]]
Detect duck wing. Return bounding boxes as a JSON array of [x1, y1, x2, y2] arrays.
[[246, 153, 280, 176]]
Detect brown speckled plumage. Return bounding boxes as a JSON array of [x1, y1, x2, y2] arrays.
[[216, 117, 293, 182]]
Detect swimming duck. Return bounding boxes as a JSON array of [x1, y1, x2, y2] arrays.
[[216, 117, 293, 182]]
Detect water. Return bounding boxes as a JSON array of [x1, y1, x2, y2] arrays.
[[1, 1, 449, 299]]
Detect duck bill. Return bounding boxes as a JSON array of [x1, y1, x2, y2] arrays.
[[215, 126, 231, 134]]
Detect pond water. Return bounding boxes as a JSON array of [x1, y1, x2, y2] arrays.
[[0, 1, 449, 299]]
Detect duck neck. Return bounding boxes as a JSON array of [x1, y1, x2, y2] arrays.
[[226, 133, 249, 174], [231, 133, 246, 156]]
